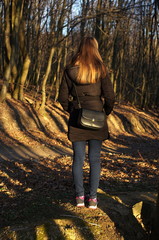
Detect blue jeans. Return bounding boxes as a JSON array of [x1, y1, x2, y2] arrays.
[[72, 140, 102, 198]]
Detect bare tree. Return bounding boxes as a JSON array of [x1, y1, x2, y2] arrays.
[[0, 0, 158, 110]]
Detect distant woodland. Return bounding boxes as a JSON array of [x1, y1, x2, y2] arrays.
[[0, 0, 159, 111]]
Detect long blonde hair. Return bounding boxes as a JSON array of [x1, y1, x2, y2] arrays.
[[71, 37, 106, 84]]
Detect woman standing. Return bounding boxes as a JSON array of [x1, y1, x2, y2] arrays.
[[58, 36, 115, 209]]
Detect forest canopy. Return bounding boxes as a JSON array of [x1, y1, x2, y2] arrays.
[[0, 0, 159, 110]]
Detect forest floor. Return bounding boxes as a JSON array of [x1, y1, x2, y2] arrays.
[[0, 94, 159, 240]]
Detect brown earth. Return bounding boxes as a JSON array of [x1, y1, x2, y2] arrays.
[[0, 96, 159, 240]]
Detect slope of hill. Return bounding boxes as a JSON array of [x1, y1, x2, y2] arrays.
[[0, 97, 159, 240]]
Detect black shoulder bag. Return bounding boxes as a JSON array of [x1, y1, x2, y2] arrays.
[[73, 83, 106, 130]]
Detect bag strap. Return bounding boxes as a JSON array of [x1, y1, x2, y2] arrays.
[[72, 82, 82, 109]]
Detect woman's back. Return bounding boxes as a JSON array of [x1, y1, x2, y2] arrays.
[[65, 65, 104, 111], [58, 36, 115, 141]]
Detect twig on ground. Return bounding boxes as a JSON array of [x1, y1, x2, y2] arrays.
[[137, 150, 151, 164]]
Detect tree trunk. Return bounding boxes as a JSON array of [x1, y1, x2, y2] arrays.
[[19, 55, 31, 101], [39, 47, 55, 112], [54, 47, 63, 101], [0, 79, 8, 102], [0, 2, 4, 75], [95, 0, 102, 43], [4, 0, 11, 61], [80, 0, 89, 38], [0, 0, 11, 102]]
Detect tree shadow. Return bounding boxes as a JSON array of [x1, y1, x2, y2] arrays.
[[100, 137, 158, 195], [46, 104, 68, 133], [97, 190, 151, 240], [0, 137, 157, 239], [0, 100, 158, 239], [102, 134, 159, 161], [109, 105, 159, 137], [0, 100, 71, 157], [0, 149, 96, 240]]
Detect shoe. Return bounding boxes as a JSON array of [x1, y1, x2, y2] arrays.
[[76, 196, 85, 207], [88, 198, 97, 209]]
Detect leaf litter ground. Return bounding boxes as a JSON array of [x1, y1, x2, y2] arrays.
[[0, 97, 159, 240]]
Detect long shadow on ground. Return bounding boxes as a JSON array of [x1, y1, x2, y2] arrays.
[[0, 100, 158, 239]]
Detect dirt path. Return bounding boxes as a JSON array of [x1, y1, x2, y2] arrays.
[[0, 98, 159, 240]]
